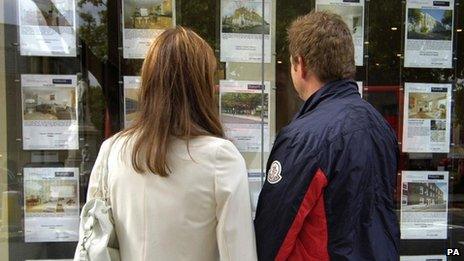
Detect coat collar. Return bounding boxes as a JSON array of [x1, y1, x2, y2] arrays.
[[295, 79, 359, 120]]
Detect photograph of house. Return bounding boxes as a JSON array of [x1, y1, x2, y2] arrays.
[[21, 0, 73, 27], [408, 92, 447, 120], [23, 88, 77, 121], [316, 5, 363, 38], [431, 130, 446, 142], [407, 8, 452, 40], [430, 119, 447, 142], [124, 0, 173, 30], [431, 120, 447, 130], [221, 92, 268, 124], [222, 1, 270, 34], [402, 182, 447, 212]]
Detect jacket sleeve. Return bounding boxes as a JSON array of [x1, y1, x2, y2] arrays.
[[214, 140, 258, 261], [322, 128, 399, 260], [86, 138, 113, 202], [254, 133, 324, 261]]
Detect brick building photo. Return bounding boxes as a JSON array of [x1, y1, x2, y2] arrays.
[[402, 182, 447, 212]]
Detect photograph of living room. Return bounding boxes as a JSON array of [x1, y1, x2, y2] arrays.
[[408, 92, 447, 120], [23, 88, 77, 121], [25, 178, 78, 215], [124, 0, 173, 30]]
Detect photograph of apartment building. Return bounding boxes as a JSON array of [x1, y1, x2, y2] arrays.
[[402, 182, 447, 212], [222, 1, 270, 34], [407, 8, 452, 40]]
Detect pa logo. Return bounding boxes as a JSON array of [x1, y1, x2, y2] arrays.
[[447, 248, 461, 256], [267, 161, 282, 184]]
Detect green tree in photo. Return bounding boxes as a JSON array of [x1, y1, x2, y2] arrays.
[[221, 93, 249, 113], [420, 25, 429, 33], [221, 93, 267, 117], [408, 9, 422, 29], [441, 10, 452, 27]]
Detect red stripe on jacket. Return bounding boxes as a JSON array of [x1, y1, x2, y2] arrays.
[[275, 169, 329, 261]]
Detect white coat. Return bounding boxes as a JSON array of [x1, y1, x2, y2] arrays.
[[87, 135, 258, 261]]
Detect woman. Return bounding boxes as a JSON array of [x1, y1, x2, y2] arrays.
[[87, 27, 257, 261]]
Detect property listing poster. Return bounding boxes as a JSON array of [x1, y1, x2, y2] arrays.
[[24, 167, 80, 242], [400, 256, 446, 261], [220, 80, 270, 152], [220, 0, 271, 63], [404, 0, 454, 68], [400, 171, 449, 239], [18, 0, 76, 57], [357, 81, 363, 98], [248, 170, 263, 218], [21, 74, 79, 150], [26, 259, 72, 261], [122, 0, 175, 59], [402, 83, 451, 153], [123, 76, 141, 128], [316, 0, 365, 66]]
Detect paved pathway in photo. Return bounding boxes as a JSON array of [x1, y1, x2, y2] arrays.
[[222, 114, 266, 124]]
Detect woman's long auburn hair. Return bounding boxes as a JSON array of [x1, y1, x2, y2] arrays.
[[121, 26, 224, 177]]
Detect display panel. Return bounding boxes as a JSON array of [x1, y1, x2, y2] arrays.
[[26, 259, 72, 261], [315, 0, 365, 66], [401, 171, 449, 240], [24, 167, 79, 242], [122, 0, 175, 59], [1, 0, 463, 260], [18, 0, 77, 57], [400, 255, 447, 261], [357, 81, 363, 97], [220, 0, 271, 63], [248, 170, 262, 218], [404, 0, 454, 68], [220, 80, 270, 152], [21, 74, 79, 150], [402, 82, 452, 153], [123, 76, 140, 128]]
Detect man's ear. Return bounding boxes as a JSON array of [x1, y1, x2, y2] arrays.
[[297, 56, 308, 79], [290, 56, 297, 71]]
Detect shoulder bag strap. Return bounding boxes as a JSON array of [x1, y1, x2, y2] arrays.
[[95, 136, 118, 203]]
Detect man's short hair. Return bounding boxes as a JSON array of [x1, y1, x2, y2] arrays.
[[288, 11, 356, 82]]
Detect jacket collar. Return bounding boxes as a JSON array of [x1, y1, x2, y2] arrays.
[[295, 79, 359, 119]]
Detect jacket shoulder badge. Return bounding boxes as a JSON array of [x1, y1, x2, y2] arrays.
[[267, 161, 282, 184]]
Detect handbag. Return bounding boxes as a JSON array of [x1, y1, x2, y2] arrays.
[[74, 140, 120, 261]]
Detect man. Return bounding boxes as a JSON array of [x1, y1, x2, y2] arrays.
[[254, 11, 399, 260]]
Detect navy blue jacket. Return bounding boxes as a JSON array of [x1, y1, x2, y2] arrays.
[[254, 79, 399, 261]]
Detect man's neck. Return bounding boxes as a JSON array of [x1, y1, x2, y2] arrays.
[[302, 77, 325, 101]]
